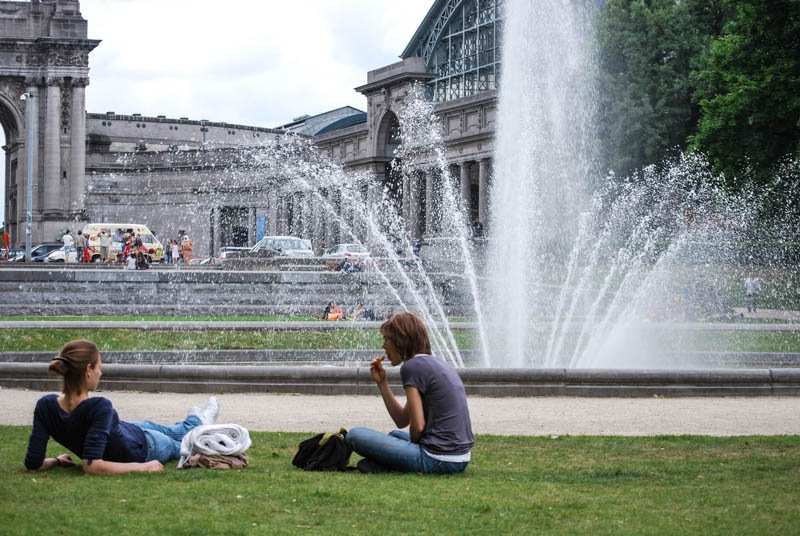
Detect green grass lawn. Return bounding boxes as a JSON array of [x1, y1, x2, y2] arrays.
[[0, 315, 321, 322], [1, 427, 797, 535], [1, 328, 798, 353]]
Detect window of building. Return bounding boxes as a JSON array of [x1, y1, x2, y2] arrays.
[[427, 0, 503, 102]]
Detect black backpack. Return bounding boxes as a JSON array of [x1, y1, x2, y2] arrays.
[[292, 428, 353, 471]]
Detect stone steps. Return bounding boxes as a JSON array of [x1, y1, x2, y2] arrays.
[[0, 267, 475, 316]]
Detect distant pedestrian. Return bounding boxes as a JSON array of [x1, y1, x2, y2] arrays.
[[181, 236, 193, 264], [745, 273, 762, 313], [1, 230, 9, 260], [75, 231, 86, 263], [170, 239, 179, 265], [99, 229, 111, 262], [62, 230, 74, 262]]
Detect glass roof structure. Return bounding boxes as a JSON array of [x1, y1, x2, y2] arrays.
[[276, 106, 366, 136], [402, 0, 503, 102]]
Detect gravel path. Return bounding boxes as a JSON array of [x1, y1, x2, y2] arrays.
[[2, 388, 798, 436]]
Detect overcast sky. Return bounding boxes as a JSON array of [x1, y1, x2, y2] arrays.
[[3, 0, 435, 226], [81, 0, 435, 126]]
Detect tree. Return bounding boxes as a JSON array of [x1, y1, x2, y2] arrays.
[[690, 0, 800, 186], [594, 0, 735, 178]]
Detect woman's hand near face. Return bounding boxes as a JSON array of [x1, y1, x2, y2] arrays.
[[370, 355, 387, 385]]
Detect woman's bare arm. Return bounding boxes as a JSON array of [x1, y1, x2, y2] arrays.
[[28, 454, 76, 472], [405, 386, 426, 443], [82, 459, 163, 475]]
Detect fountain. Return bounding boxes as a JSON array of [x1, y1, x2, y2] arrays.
[[480, 0, 795, 369], [1, 0, 798, 386]]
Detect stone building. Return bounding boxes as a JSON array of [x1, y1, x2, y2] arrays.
[[1, 0, 501, 256], [0, 0, 98, 245]]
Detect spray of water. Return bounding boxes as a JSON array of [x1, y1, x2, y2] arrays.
[[484, 0, 785, 368]]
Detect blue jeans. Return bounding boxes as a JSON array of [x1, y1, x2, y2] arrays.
[[346, 427, 469, 474], [129, 416, 201, 464]]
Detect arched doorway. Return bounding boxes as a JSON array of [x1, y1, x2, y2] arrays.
[[375, 111, 404, 212], [0, 96, 23, 248]]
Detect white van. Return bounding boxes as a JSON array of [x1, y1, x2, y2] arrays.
[[81, 223, 165, 262]]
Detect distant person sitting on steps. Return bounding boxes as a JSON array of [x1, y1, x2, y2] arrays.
[[327, 301, 344, 320], [24, 339, 219, 474], [471, 217, 484, 237], [317, 301, 334, 320], [412, 238, 425, 256]]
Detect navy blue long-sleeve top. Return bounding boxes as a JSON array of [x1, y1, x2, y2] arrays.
[[24, 395, 147, 470]]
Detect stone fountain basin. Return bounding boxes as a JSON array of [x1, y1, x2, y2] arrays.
[[1, 360, 798, 397]]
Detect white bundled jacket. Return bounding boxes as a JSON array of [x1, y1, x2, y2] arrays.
[[178, 424, 252, 468]]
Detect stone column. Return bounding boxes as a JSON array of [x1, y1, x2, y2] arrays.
[[320, 189, 331, 251], [69, 78, 88, 216], [19, 80, 39, 237], [249, 206, 257, 246], [303, 192, 315, 245], [267, 190, 278, 235], [332, 190, 342, 246], [424, 170, 435, 236], [408, 171, 422, 239], [212, 206, 222, 255], [460, 161, 472, 217], [43, 78, 62, 216], [479, 158, 490, 226], [275, 196, 283, 235]]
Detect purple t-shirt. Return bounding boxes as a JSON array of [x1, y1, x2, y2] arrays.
[[401, 354, 474, 455], [24, 395, 147, 469]]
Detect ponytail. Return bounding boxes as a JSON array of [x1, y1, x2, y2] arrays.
[[48, 340, 100, 395]]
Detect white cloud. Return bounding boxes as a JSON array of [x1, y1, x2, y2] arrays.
[[80, 0, 434, 126]]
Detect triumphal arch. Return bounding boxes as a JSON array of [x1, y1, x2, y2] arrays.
[[0, 0, 97, 244]]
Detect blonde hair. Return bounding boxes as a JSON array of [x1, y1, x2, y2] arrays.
[[48, 340, 100, 395]]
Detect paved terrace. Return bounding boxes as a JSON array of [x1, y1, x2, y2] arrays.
[[1, 388, 798, 436]]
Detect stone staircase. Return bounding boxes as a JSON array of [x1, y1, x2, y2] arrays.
[[0, 265, 476, 316]]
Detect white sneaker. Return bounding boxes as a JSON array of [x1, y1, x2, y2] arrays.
[[187, 396, 219, 425]]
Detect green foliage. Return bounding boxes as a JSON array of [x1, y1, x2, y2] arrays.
[[1, 429, 798, 535], [595, 0, 733, 177], [691, 0, 800, 184]]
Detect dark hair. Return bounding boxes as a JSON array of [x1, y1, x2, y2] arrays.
[[380, 312, 431, 361], [48, 340, 100, 395]]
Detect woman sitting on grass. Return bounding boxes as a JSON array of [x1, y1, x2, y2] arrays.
[[24, 339, 219, 474], [346, 312, 474, 474]]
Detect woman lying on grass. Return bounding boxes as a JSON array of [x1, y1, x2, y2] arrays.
[[347, 312, 474, 474], [24, 339, 219, 474]]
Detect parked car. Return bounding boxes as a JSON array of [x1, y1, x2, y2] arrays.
[[42, 247, 78, 263], [322, 243, 371, 260], [11, 243, 62, 262], [189, 257, 218, 265], [218, 246, 250, 262], [249, 236, 314, 257], [2, 248, 24, 261]]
